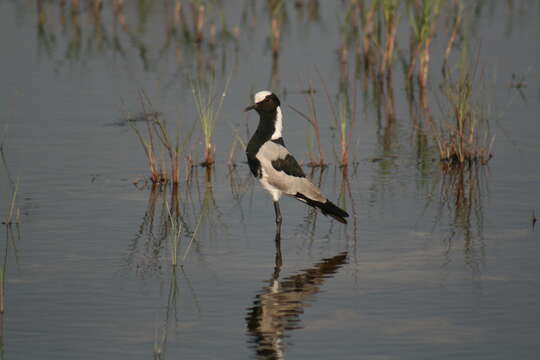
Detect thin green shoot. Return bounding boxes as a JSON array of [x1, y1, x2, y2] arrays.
[[3, 180, 20, 226], [227, 123, 247, 168], [0, 126, 14, 188], [316, 66, 354, 167], [192, 76, 231, 167], [288, 103, 326, 167]]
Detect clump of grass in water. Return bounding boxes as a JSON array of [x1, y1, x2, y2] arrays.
[[432, 50, 494, 167], [129, 93, 193, 186], [192, 78, 229, 167]]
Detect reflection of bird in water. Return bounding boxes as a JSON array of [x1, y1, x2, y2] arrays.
[[246, 251, 348, 359], [245, 91, 348, 236]]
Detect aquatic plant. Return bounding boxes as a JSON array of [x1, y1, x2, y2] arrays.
[[288, 84, 326, 167], [337, 0, 360, 85], [267, 0, 286, 59], [129, 94, 193, 185], [191, 1, 207, 44], [358, 0, 378, 70], [227, 125, 247, 168], [442, 0, 464, 77], [130, 112, 170, 185], [380, 0, 401, 76], [316, 69, 357, 168], [192, 78, 229, 167], [2, 181, 20, 226], [431, 49, 493, 166], [406, 0, 443, 96], [1, 131, 20, 226]]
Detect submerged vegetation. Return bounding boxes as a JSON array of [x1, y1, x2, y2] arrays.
[[111, 1, 497, 263], [128, 95, 193, 186], [33, 0, 500, 171], [28, 0, 516, 267], [192, 79, 230, 167], [2, 1, 540, 359], [434, 58, 494, 166]]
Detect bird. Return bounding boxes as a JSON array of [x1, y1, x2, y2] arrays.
[[245, 90, 349, 235]]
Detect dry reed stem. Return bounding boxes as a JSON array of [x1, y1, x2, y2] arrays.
[[361, 2, 377, 68], [317, 69, 352, 168], [407, 39, 421, 84], [305, 82, 326, 166], [380, 2, 399, 76], [418, 34, 432, 91], [288, 103, 326, 167], [381, 20, 398, 75], [442, 1, 463, 77], [130, 93, 194, 185], [269, 0, 283, 58], [271, 17, 281, 58], [3, 181, 19, 226], [174, 0, 182, 26], [193, 4, 206, 44], [339, 42, 349, 86], [37, 0, 46, 26]]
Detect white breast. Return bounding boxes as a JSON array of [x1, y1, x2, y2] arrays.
[[259, 168, 283, 202]]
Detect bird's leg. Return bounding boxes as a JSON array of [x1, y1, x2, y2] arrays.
[[273, 201, 282, 235], [273, 201, 282, 225], [273, 230, 282, 278]]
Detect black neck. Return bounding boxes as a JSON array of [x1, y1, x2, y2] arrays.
[[247, 109, 277, 157], [255, 109, 278, 138]]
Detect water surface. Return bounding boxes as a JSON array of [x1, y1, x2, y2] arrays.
[[1, 1, 540, 359]]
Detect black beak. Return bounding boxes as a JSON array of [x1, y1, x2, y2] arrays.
[[244, 104, 256, 112]]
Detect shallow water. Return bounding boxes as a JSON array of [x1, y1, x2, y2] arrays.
[[1, 1, 540, 359]]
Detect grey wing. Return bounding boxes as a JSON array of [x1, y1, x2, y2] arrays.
[[256, 142, 326, 202]]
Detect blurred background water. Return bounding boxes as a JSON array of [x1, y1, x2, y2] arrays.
[[0, 1, 539, 359]]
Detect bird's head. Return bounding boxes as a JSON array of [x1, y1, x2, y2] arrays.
[[244, 90, 281, 113]]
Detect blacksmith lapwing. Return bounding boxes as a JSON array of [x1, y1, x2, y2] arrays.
[[245, 90, 349, 235]]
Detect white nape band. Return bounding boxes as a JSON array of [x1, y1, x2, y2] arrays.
[[271, 106, 283, 140]]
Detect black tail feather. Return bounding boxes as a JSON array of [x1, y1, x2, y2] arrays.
[[295, 193, 349, 224]]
